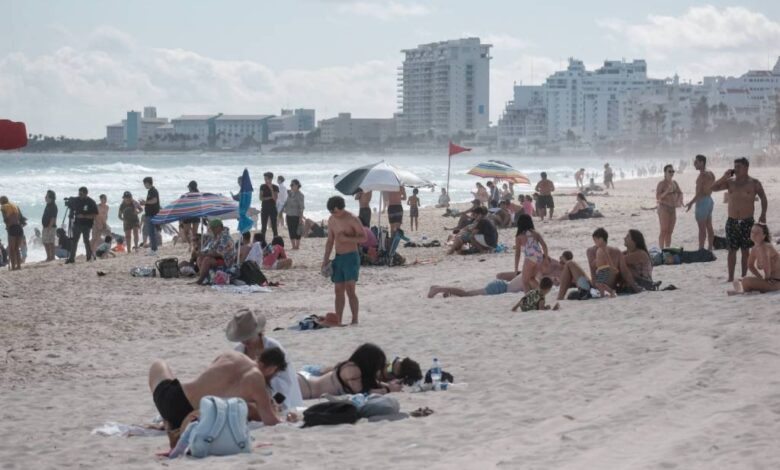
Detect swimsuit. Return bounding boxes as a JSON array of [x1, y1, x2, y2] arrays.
[[485, 279, 508, 295], [298, 362, 357, 399], [595, 265, 612, 285], [358, 207, 371, 227], [522, 232, 544, 264], [409, 205, 419, 218], [331, 251, 360, 283], [387, 204, 403, 224], [725, 217, 754, 250], [152, 379, 194, 430], [536, 194, 554, 209], [694, 196, 714, 222]]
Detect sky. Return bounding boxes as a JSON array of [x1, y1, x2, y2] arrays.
[[1, 0, 780, 138]]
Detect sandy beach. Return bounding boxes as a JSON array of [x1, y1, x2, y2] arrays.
[[2, 166, 780, 469]]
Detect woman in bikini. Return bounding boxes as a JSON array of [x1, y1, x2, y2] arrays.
[[729, 223, 780, 295], [297, 343, 401, 399], [656, 164, 684, 249], [622, 229, 655, 291], [514, 214, 549, 291]]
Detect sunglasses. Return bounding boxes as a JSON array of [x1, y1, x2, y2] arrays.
[[666, 170, 675, 174]]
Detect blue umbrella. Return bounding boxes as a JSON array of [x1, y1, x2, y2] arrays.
[[238, 168, 254, 234]]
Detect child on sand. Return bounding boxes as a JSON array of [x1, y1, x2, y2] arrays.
[[95, 235, 116, 259], [263, 236, 293, 270], [523, 195, 535, 217], [408, 188, 420, 231], [512, 277, 559, 311]]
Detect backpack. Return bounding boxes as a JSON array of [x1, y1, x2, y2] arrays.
[[188, 396, 251, 458], [239, 260, 267, 286], [155, 257, 180, 278], [302, 402, 359, 428]]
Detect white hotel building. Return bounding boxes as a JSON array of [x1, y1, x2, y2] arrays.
[[397, 38, 491, 136]]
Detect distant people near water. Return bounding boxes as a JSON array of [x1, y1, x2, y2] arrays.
[[91, 194, 110, 256], [729, 224, 780, 295], [603, 163, 615, 189], [283, 179, 305, 250], [512, 277, 558, 312], [561, 193, 591, 220], [260, 172, 280, 239], [655, 164, 683, 249], [42, 190, 58, 262], [514, 214, 549, 291], [711, 157, 768, 282], [386, 186, 406, 237], [118, 191, 142, 252], [575, 168, 585, 189], [276, 175, 288, 229], [535, 172, 555, 221], [0, 195, 24, 270], [355, 189, 372, 228], [587, 227, 618, 298], [436, 188, 450, 208], [180, 181, 200, 251], [407, 188, 420, 231], [446, 206, 497, 255], [139, 176, 161, 255], [66, 187, 98, 265], [322, 196, 366, 325], [263, 236, 292, 270], [685, 154, 716, 251], [297, 343, 401, 400], [95, 235, 116, 259], [486, 181, 500, 208], [195, 219, 235, 285]]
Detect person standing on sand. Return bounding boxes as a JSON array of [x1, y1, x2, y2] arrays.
[[711, 157, 768, 282], [66, 187, 98, 264], [386, 186, 406, 237], [139, 177, 161, 255], [575, 168, 585, 189], [0, 195, 24, 270], [91, 194, 109, 256], [656, 164, 683, 249], [276, 175, 288, 229], [322, 196, 367, 325], [259, 172, 279, 239], [685, 154, 716, 251], [535, 172, 555, 221], [407, 188, 420, 231], [355, 189, 372, 227], [603, 164, 615, 189], [283, 179, 304, 250], [42, 190, 58, 262]]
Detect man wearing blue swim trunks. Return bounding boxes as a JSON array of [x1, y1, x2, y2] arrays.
[[322, 196, 367, 325], [685, 154, 715, 251]]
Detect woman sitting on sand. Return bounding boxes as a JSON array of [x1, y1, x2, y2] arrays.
[[729, 223, 780, 295], [263, 236, 293, 270], [297, 343, 402, 399], [656, 164, 683, 249], [621, 229, 655, 291], [514, 214, 549, 291], [561, 193, 592, 220]]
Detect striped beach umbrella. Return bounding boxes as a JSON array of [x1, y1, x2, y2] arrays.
[[467, 160, 531, 185], [150, 192, 238, 225]]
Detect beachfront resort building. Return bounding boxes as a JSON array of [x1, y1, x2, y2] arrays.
[[318, 113, 396, 144], [496, 85, 547, 148], [268, 109, 316, 134], [396, 38, 491, 137]]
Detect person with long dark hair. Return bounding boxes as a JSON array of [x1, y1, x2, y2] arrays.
[[729, 223, 780, 295], [514, 214, 549, 291], [622, 229, 654, 291]]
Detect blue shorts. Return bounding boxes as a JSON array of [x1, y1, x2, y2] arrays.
[[695, 196, 714, 221], [485, 279, 508, 295], [331, 251, 360, 284]]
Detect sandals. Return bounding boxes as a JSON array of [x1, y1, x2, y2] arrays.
[[410, 407, 434, 418]]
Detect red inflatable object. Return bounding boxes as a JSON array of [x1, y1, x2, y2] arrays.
[[0, 120, 28, 150]]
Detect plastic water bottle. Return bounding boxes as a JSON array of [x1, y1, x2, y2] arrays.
[[430, 358, 442, 390]]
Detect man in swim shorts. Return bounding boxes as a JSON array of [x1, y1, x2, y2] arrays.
[[685, 154, 715, 251], [322, 196, 367, 325], [148, 348, 288, 431], [386, 185, 406, 237], [711, 157, 768, 281], [535, 172, 555, 220], [355, 189, 372, 227]]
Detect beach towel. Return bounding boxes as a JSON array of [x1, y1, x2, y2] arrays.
[[210, 285, 272, 294]]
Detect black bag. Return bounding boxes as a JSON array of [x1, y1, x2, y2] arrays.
[[239, 260, 267, 286], [302, 402, 359, 428], [713, 236, 728, 250], [155, 257, 180, 278]]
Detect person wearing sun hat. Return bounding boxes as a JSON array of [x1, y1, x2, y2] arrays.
[[194, 218, 235, 285], [227, 308, 303, 409]]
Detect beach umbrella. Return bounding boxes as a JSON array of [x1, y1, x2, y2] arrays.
[[467, 160, 531, 185], [0, 120, 27, 150], [150, 192, 238, 225], [334, 160, 433, 195], [237, 168, 254, 234]]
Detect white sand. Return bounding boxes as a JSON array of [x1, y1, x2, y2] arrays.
[[2, 166, 780, 469]]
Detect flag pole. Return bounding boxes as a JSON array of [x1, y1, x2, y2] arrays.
[[446, 153, 452, 196]]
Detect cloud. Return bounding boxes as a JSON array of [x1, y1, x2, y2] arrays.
[[466, 33, 530, 51], [0, 27, 398, 138], [336, 1, 430, 21], [599, 6, 780, 50]]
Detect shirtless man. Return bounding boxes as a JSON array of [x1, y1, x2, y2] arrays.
[[586, 227, 642, 296], [148, 348, 288, 431], [386, 186, 406, 236], [555, 251, 593, 300], [322, 196, 367, 325], [355, 189, 372, 228], [91, 194, 109, 256], [711, 157, 768, 282], [574, 168, 585, 189], [535, 172, 555, 220], [685, 154, 716, 251]]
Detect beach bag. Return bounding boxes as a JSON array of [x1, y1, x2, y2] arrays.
[[155, 257, 180, 278], [302, 402, 359, 428], [188, 396, 251, 458], [239, 260, 267, 286], [212, 270, 230, 285], [679, 249, 716, 264]]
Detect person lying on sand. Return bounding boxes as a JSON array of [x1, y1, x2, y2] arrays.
[[148, 347, 290, 432], [428, 274, 526, 298], [512, 277, 559, 311], [728, 223, 780, 295], [297, 343, 402, 400]]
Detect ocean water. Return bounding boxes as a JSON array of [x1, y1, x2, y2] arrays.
[[0, 151, 667, 262]]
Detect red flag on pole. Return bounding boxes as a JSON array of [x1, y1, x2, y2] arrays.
[[0, 120, 28, 150], [448, 141, 471, 157]]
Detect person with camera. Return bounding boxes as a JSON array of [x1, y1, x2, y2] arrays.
[[65, 187, 98, 264]]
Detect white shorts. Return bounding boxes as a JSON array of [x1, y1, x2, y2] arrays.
[[474, 234, 486, 246]]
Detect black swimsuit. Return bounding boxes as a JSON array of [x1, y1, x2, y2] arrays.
[[152, 379, 194, 430]]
